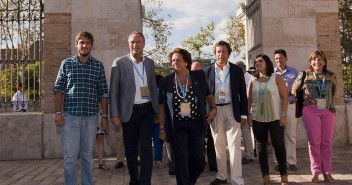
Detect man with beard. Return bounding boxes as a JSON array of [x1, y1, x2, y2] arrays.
[[54, 31, 109, 185]]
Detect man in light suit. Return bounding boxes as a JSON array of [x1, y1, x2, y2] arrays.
[[205, 40, 248, 185], [110, 31, 159, 185]]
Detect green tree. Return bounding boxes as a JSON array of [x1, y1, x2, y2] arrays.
[[221, 15, 245, 58], [339, 0, 352, 96], [142, 0, 173, 64], [181, 21, 215, 59]]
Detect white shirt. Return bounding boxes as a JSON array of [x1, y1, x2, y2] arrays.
[[244, 72, 252, 88], [130, 54, 150, 104], [214, 62, 232, 104], [11, 91, 28, 111]]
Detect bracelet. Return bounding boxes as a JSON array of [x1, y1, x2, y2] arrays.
[[55, 111, 62, 114], [211, 107, 217, 110], [281, 112, 287, 119], [159, 130, 165, 133], [102, 115, 108, 118]]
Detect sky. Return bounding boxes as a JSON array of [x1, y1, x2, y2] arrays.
[[143, 0, 244, 61]]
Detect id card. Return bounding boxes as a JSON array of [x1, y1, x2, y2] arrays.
[[317, 98, 326, 110], [180, 102, 191, 117], [217, 91, 226, 104], [140, 86, 150, 99]]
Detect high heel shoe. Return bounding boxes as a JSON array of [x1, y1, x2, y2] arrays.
[[98, 163, 109, 170], [281, 175, 288, 185], [263, 174, 271, 185], [311, 175, 319, 183], [323, 174, 336, 183]]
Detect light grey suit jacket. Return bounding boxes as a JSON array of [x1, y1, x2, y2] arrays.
[[109, 54, 159, 122]]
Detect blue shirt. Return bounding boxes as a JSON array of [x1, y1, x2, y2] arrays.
[[53, 55, 109, 116], [275, 66, 298, 103]]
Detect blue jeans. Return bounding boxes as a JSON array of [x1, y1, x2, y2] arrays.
[[61, 113, 98, 185], [153, 124, 163, 161]]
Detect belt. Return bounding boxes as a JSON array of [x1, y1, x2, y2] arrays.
[[216, 103, 230, 106], [133, 102, 152, 107]]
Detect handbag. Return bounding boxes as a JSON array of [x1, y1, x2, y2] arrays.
[[295, 71, 306, 118]]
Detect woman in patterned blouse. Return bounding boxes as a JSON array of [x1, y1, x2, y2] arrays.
[[291, 50, 337, 183], [158, 48, 217, 185]]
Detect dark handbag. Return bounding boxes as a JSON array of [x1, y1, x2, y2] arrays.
[[295, 71, 306, 118]]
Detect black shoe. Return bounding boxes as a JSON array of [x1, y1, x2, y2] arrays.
[[115, 162, 124, 169], [210, 178, 227, 185], [242, 157, 254, 164]]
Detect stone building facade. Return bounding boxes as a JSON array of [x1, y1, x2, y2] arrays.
[[239, 0, 351, 147], [0, 0, 143, 160]]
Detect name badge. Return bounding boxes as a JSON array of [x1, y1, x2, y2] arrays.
[[217, 91, 226, 104], [317, 98, 326, 110], [180, 102, 191, 117], [140, 86, 150, 99]]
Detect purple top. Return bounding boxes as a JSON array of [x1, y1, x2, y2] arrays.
[[275, 66, 298, 103]]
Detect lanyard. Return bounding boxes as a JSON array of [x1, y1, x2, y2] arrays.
[[259, 77, 269, 97], [132, 62, 145, 85], [175, 71, 190, 100], [313, 73, 325, 98], [217, 71, 230, 86]]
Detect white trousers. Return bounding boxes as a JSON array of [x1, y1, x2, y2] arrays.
[[210, 104, 244, 185], [273, 103, 297, 165], [241, 121, 254, 159]]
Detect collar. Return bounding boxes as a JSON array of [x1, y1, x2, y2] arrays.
[[215, 61, 230, 71], [75, 55, 92, 64], [275, 66, 293, 74], [129, 53, 145, 64]]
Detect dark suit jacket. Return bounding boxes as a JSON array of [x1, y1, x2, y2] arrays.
[[109, 54, 159, 122], [204, 62, 248, 122]]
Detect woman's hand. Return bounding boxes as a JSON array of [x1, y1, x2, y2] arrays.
[[247, 115, 253, 127], [280, 117, 287, 126]]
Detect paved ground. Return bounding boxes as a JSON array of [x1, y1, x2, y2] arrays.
[[1, 145, 352, 185]]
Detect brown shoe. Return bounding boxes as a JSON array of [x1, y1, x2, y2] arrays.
[[263, 174, 271, 185], [311, 175, 319, 183], [323, 174, 336, 183], [281, 175, 288, 185]]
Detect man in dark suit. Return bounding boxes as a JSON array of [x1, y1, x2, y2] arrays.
[[204, 41, 248, 185], [110, 31, 159, 185]]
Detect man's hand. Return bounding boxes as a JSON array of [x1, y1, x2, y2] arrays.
[[111, 116, 121, 126], [55, 113, 64, 127]]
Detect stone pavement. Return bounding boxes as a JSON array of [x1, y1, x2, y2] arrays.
[[1, 145, 352, 185]]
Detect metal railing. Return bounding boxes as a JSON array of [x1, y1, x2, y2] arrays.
[[0, 0, 43, 112]]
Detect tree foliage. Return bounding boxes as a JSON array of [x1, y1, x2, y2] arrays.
[[142, 0, 173, 64], [220, 15, 245, 58], [181, 22, 215, 59], [338, 0, 352, 95]]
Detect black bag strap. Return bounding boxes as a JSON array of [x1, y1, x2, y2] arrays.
[[299, 71, 306, 89]]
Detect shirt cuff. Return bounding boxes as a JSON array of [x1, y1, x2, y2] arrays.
[[241, 115, 247, 119]]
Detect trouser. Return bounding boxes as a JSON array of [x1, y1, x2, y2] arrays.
[[241, 121, 254, 159], [122, 104, 154, 185], [173, 119, 205, 185], [153, 124, 163, 161], [302, 105, 335, 175], [115, 123, 125, 162], [210, 104, 244, 185], [62, 113, 98, 185], [273, 103, 297, 165], [252, 120, 287, 176]]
